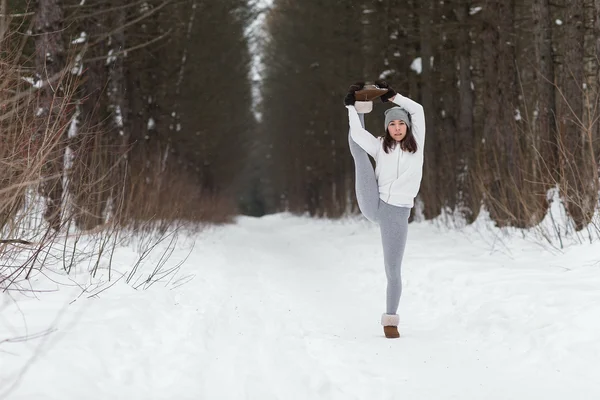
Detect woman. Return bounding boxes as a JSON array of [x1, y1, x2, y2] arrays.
[[345, 80, 425, 339]]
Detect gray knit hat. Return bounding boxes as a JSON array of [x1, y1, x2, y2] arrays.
[[384, 107, 411, 130]]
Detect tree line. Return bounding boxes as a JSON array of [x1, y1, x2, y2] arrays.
[[1, 0, 255, 235], [258, 0, 600, 230], [1, 0, 599, 238]]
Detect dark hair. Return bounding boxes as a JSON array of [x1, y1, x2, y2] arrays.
[[382, 114, 418, 154]]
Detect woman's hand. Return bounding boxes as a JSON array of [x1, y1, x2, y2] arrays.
[[344, 82, 365, 106], [374, 80, 397, 102]]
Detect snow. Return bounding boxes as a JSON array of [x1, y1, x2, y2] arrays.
[[1, 214, 600, 399], [410, 58, 422, 74], [71, 32, 87, 45], [67, 107, 79, 138], [470, 6, 482, 15], [106, 49, 117, 65], [410, 57, 434, 75], [71, 53, 83, 75], [21, 77, 43, 89], [247, 0, 272, 123], [378, 69, 395, 80], [114, 106, 124, 128]]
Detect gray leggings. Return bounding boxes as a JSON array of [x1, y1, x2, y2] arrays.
[[349, 114, 410, 315]]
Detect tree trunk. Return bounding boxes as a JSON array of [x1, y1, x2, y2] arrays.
[[34, 0, 66, 232], [556, 0, 593, 229], [0, 0, 8, 43], [455, 0, 478, 222], [532, 0, 557, 183], [419, 1, 439, 219], [595, 0, 600, 166]]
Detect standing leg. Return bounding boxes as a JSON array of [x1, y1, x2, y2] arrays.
[[378, 203, 411, 315], [348, 113, 380, 223]]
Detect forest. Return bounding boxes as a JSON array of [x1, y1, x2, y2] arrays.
[[0, 0, 598, 240]]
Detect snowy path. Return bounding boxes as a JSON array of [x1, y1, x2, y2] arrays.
[[2, 215, 600, 399]]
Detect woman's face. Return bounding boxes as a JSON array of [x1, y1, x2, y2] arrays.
[[387, 120, 407, 142]]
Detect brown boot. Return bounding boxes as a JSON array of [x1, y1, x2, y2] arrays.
[[355, 84, 389, 101], [381, 314, 400, 338]]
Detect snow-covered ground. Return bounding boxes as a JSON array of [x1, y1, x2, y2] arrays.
[[1, 213, 600, 399]]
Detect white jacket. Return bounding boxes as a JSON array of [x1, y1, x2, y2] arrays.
[[347, 95, 426, 208]]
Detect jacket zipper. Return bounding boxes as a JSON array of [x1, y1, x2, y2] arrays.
[[397, 148, 401, 178], [387, 147, 402, 202]]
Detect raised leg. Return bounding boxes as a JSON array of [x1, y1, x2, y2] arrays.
[[348, 113, 380, 223]]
